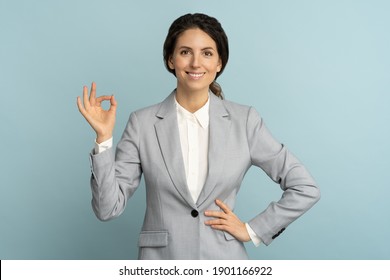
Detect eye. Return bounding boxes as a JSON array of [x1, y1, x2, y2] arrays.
[[203, 51, 213, 57], [180, 49, 191, 55]]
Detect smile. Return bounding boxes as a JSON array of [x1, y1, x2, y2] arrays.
[[187, 72, 205, 79]]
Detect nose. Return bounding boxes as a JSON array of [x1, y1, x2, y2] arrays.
[[191, 53, 201, 68]]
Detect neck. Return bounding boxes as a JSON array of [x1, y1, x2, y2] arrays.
[[175, 88, 209, 113]]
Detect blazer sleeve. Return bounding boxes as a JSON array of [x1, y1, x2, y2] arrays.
[[89, 112, 142, 221], [246, 107, 320, 245]]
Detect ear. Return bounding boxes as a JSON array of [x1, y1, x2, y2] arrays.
[[168, 56, 175, 70], [217, 58, 222, 72]]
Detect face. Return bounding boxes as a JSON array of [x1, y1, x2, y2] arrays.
[[168, 28, 222, 95]]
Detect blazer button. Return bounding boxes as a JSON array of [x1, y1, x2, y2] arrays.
[[191, 210, 199, 218]]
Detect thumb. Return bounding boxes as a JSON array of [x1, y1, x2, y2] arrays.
[[109, 95, 117, 112]]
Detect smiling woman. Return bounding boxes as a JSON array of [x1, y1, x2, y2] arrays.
[[76, 13, 320, 260], [168, 28, 222, 112], [163, 13, 229, 100]]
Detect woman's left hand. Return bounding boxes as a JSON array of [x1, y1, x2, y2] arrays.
[[204, 199, 251, 242]]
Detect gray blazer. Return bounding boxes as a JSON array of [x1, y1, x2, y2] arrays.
[[89, 91, 320, 259]]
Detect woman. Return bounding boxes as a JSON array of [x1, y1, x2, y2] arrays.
[[77, 13, 320, 260]]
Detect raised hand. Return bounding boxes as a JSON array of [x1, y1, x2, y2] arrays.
[[204, 199, 251, 242], [77, 82, 117, 143]]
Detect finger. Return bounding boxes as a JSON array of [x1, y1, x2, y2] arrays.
[[89, 82, 96, 106], [76, 96, 85, 114], [77, 96, 98, 126], [83, 86, 90, 109], [210, 224, 229, 231], [96, 95, 113, 103], [204, 210, 226, 219], [109, 95, 117, 112], [215, 199, 231, 214], [77, 96, 90, 120], [96, 95, 114, 107], [205, 218, 226, 226], [95, 95, 117, 113]]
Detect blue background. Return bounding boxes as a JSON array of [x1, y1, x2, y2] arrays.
[[1, 0, 389, 259]]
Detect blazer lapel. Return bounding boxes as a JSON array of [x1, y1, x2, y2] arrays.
[[196, 94, 231, 207], [154, 91, 196, 208]]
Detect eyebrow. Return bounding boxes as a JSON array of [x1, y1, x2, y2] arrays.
[[178, 46, 216, 51]]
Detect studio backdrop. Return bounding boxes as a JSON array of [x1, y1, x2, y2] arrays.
[[1, 0, 389, 259]]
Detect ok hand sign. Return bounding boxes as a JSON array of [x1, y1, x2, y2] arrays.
[[77, 82, 117, 143]]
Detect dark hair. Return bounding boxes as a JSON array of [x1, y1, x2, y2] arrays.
[[163, 13, 229, 99]]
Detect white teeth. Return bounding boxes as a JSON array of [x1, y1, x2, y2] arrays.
[[188, 73, 204, 78]]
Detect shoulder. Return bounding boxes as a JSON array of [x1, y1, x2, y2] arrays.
[[215, 97, 266, 134], [220, 97, 260, 120]]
